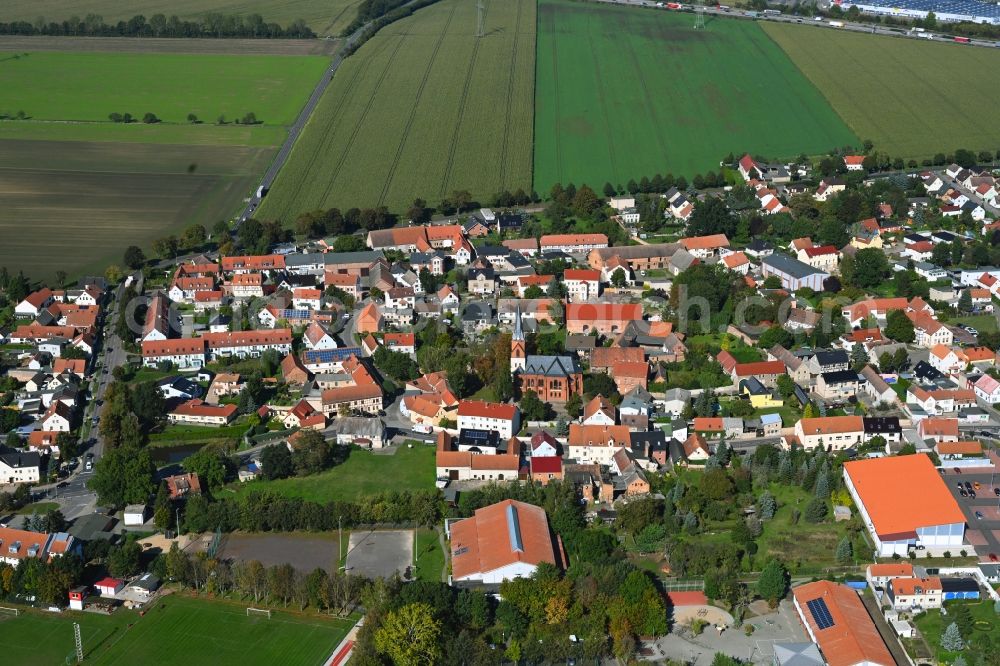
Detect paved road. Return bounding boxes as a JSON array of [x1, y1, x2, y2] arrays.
[[599, 0, 1000, 48]]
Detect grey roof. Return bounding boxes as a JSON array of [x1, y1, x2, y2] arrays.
[[773, 642, 823, 666], [0, 448, 40, 469], [814, 350, 849, 367], [762, 253, 828, 280], [820, 370, 861, 385], [522, 355, 581, 377], [565, 334, 597, 351], [662, 388, 690, 402], [760, 413, 781, 425], [326, 417, 385, 439], [284, 250, 383, 267]]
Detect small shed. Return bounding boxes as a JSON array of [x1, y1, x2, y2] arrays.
[[833, 505, 852, 522], [123, 504, 148, 527], [128, 573, 160, 599], [68, 586, 87, 611], [95, 577, 124, 598]]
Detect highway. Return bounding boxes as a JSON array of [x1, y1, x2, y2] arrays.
[[596, 0, 1000, 48]]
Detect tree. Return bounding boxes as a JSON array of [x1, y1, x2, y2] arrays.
[[804, 497, 828, 523], [55, 270, 67, 288], [374, 602, 442, 666], [142, 112, 159, 124], [758, 491, 776, 520], [885, 309, 915, 343], [183, 446, 232, 490], [776, 375, 797, 399], [564, 393, 583, 418], [941, 621, 964, 651], [123, 245, 145, 269], [849, 248, 890, 288], [757, 559, 788, 607], [836, 536, 853, 564], [108, 541, 142, 578], [87, 446, 155, 507], [187, 113, 198, 123], [603, 182, 616, 197], [153, 481, 172, 530], [520, 390, 548, 422], [850, 344, 870, 371], [261, 444, 293, 481], [182, 223, 207, 249], [152, 235, 180, 259], [958, 288, 973, 313]]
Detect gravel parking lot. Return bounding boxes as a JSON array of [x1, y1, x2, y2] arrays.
[[345, 530, 413, 580]]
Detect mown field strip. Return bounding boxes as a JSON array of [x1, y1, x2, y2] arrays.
[[257, 0, 536, 219]]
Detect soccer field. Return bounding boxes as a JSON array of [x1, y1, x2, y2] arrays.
[[0, 596, 353, 666], [533, 0, 858, 193], [258, 0, 536, 220], [763, 22, 1000, 160]]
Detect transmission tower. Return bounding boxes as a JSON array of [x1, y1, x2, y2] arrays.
[[73, 623, 83, 664], [693, 5, 705, 29], [476, 0, 485, 38]]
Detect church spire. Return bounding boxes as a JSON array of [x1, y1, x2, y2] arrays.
[[510, 303, 526, 373], [513, 303, 524, 341]]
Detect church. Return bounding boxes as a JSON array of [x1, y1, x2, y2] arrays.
[[511, 305, 583, 403]]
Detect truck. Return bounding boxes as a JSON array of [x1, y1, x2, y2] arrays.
[[829, 20, 844, 27], [954, 36, 971, 44], [763, 9, 781, 15], [256, 185, 268, 198]]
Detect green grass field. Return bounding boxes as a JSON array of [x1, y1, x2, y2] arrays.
[[533, 0, 857, 192], [0, 594, 352, 665], [0, 51, 328, 126], [0, 0, 363, 35], [764, 22, 1000, 160], [258, 0, 535, 219], [228, 444, 435, 503]]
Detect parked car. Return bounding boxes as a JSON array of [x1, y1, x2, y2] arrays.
[[975, 511, 984, 520], [990, 553, 998, 562], [994, 488, 1000, 497]]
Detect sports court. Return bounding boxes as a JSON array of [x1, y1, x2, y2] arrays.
[[218, 532, 340, 572], [345, 529, 413, 579]]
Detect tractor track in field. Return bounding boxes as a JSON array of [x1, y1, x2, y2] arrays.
[[585, 17, 620, 186], [437, 1, 488, 199], [318, 32, 407, 206], [378, 1, 460, 207], [496, 0, 522, 191], [628, 15, 671, 164], [546, 8, 563, 186], [277, 40, 383, 210]]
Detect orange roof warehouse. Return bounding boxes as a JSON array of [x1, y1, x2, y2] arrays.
[[843, 454, 966, 557]]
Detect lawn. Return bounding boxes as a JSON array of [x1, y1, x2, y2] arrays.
[[229, 443, 436, 502], [148, 422, 249, 446], [0, 139, 274, 280], [0, 594, 352, 665], [954, 313, 999, 334], [913, 599, 998, 662], [413, 527, 446, 582], [0, 0, 363, 35], [764, 22, 1000, 160], [0, 51, 328, 126], [258, 0, 536, 218], [533, 0, 857, 193]]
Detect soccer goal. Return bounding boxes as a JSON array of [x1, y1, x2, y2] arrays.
[[0, 606, 20, 617], [246, 607, 272, 619]]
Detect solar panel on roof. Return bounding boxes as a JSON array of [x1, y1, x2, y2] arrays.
[[807, 598, 835, 630], [304, 347, 361, 363]]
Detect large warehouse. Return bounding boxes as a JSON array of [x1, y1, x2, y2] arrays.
[[843, 454, 966, 557]]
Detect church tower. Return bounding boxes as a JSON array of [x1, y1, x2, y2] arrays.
[[510, 303, 526, 373]]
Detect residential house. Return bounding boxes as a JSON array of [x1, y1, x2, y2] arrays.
[[760, 254, 829, 291], [917, 417, 959, 443], [457, 401, 521, 439], [792, 416, 864, 451], [564, 269, 602, 303], [796, 245, 840, 272], [887, 577, 943, 611], [815, 370, 861, 401], [567, 424, 631, 465], [168, 400, 237, 427], [539, 233, 608, 254], [0, 449, 41, 484], [582, 395, 616, 426]]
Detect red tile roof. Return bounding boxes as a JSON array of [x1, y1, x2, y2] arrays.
[[449, 499, 557, 580], [457, 400, 518, 421], [792, 581, 893, 666]]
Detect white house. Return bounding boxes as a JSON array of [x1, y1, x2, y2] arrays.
[[456, 401, 521, 440]]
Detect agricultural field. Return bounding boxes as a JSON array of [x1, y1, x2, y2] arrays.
[[0, 0, 363, 35], [0, 139, 274, 278], [0, 49, 326, 279], [533, 0, 857, 193], [258, 0, 535, 220], [764, 22, 1000, 160], [0, 51, 328, 125], [0, 595, 353, 665]]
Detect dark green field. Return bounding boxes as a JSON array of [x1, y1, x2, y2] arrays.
[[533, 0, 858, 192]]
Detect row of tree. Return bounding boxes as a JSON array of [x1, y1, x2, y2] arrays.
[[0, 14, 315, 38]]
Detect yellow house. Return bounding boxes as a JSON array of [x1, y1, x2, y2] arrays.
[[851, 234, 883, 250], [740, 378, 784, 408]]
